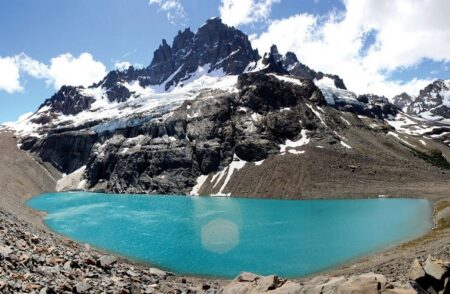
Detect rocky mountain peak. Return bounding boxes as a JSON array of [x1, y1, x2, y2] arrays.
[[39, 86, 94, 116], [392, 92, 413, 111], [267, 45, 347, 90], [406, 79, 450, 119], [148, 17, 259, 90], [270, 44, 283, 61], [259, 51, 288, 74], [172, 28, 194, 53]]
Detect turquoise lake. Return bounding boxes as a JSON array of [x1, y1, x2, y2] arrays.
[[27, 193, 433, 278]]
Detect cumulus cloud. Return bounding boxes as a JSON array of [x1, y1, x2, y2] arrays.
[[149, 0, 187, 25], [47, 53, 106, 89], [251, 0, 450, 97], [0, 53, 106, 94], [0, 56, 22, 93], [219, 0, 280, 27]]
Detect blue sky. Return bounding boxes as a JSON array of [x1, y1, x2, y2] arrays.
[[1, 0, 449, 123]]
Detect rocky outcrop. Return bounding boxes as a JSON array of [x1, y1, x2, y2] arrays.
[[270, 45, 347, 90], [408, 256, 450, 293], [357, 94, 399, 119], [38, 86, 94, 116], [31, 130, 98, 174]]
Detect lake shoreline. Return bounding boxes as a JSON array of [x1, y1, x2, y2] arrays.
[[27, 193, 434, 279], [1, 130, 450, 292]]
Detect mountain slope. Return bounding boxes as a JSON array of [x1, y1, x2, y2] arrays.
[[3, 18, 450, 198]]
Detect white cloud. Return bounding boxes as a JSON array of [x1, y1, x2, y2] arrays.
[[0, 53, 106, 93], [114, 61, 132, 71], [149, 0, 187, 25], [219, 0, 280, 27], [251, 0, 450, 97], [47, 53, 106, 89], [0, 56, 22, 93]]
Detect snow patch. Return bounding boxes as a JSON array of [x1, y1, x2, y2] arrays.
[[190, 175, 209, 196], [387, 132, 416, 148], [56, 166, 86, 192], [268, 74, 304, 86], [280, 129, 310, 154], [340, 141, 352, 149], [306, 104, 327, 127]]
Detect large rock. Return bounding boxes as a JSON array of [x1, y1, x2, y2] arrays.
[[423, 255, 448, 281], [97, 255, 117, 267], [256, 275, 279, 291], [236, 272, 261, 283], [409, 259, 426, 281], [337, 273, 387, 294]]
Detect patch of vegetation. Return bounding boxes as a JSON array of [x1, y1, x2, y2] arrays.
[[399, 200, 450, 249], [437, 219, 450, 231], [435, 201, 450, 214], [412, 149, 450, 170]]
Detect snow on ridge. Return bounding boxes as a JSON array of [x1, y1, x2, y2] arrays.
[[7, 66, 239, 138], [387, 131, 416, 148], [280, 129, 310, 155], [268, 74, 304, 86], [386, 113, 441, 136], [306, 104, 327, 127], [314, 77, 359, 106]]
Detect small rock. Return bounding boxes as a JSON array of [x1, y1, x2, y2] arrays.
[[256, 275, 279, 291], [149, 267, 168, 278], [337, 273, 387, 294], [130, 283, 142, 294], [423, 255, 447, 281], [15, 239, 27, 249], [0, 245, 13, 257], [127, 270, 139, 278], [236, 272, 260, 282], [63, 260, 72, 271], [74, 281, 92, 293], [98, 255, 117, 267], [409, 259, 426, 281], [271, 281, 303, 294]]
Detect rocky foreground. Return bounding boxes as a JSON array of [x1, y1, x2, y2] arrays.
[[0, 207, 224, 294], [2, 205, 450, 294]]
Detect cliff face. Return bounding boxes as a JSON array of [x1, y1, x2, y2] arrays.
[[18, 71, 450, 198]]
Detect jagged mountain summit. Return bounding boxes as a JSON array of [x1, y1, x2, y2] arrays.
[[406, 79, 450, 121], [3, 17, 450, 198], [390, 80, 450, 148], [392, 92, 414, 112]]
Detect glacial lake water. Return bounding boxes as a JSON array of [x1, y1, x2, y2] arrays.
[[27, 193, 432, 278]]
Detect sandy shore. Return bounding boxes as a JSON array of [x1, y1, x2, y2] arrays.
[[1, 129, 450, 292]]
